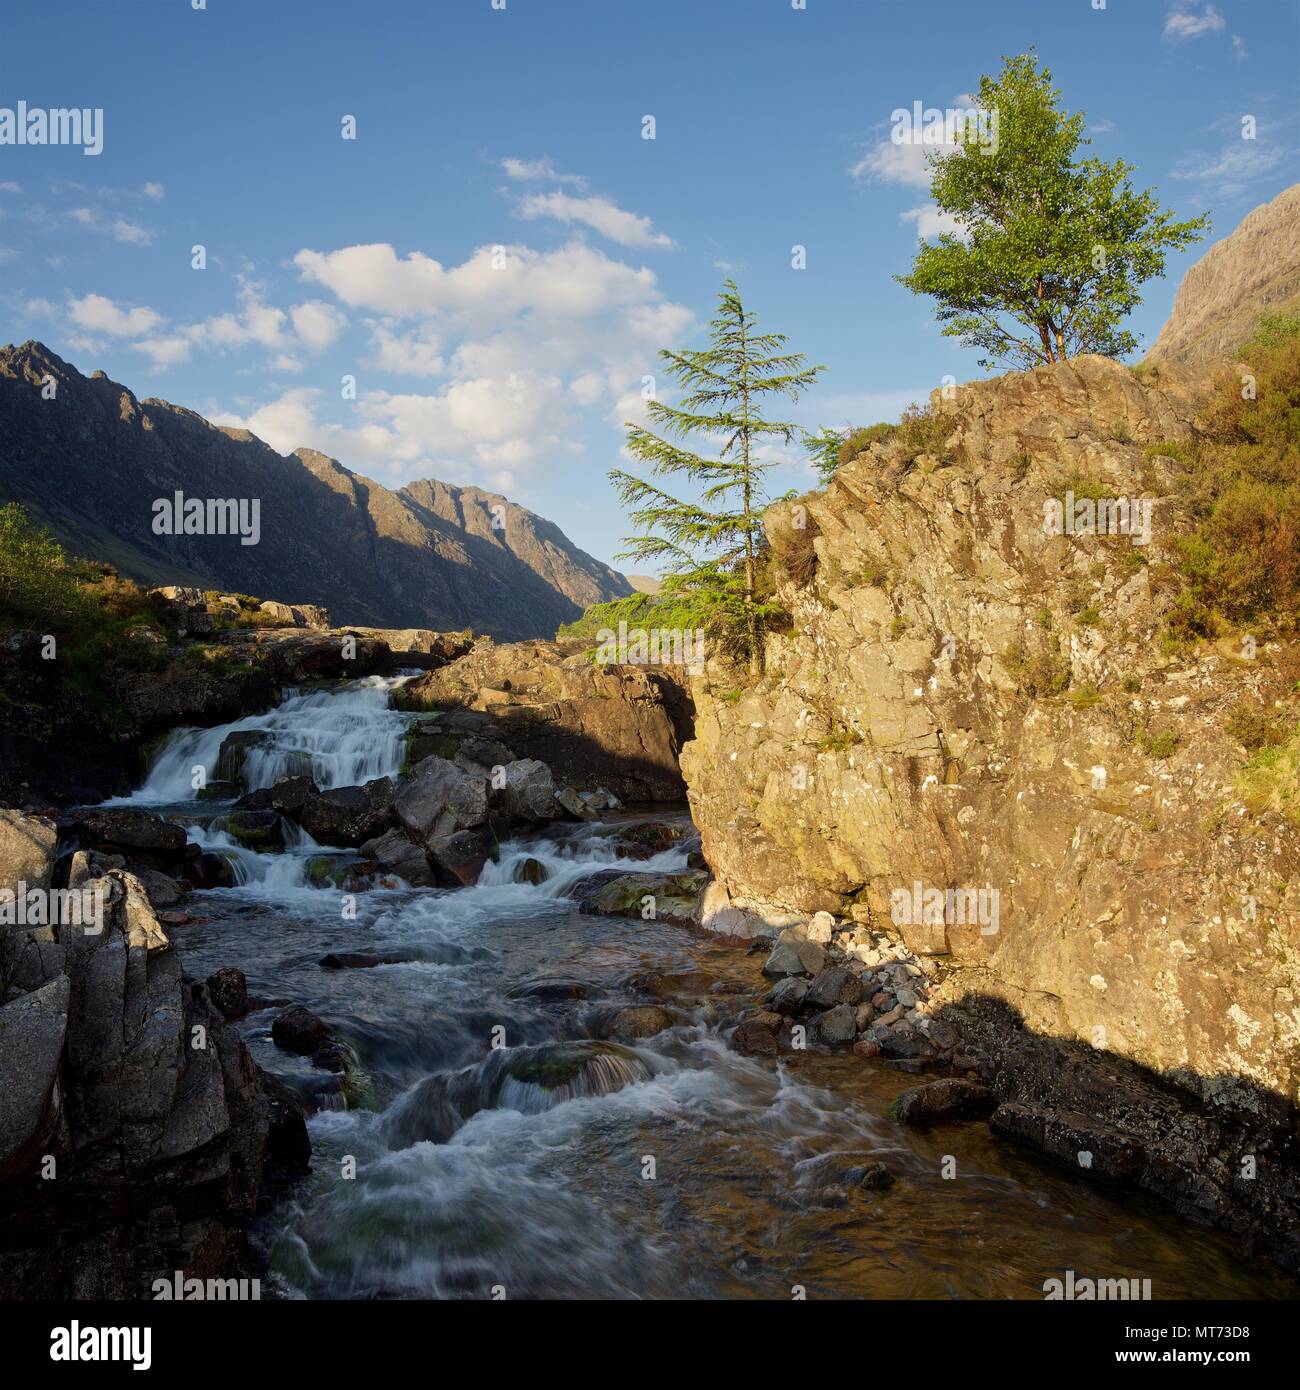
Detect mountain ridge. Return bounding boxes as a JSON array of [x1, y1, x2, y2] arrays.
[[0, 341, 631, 640]]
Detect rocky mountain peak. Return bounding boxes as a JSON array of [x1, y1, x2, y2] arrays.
[[1146, 181, 1300, 367]]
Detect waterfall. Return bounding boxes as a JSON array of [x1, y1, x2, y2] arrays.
[[114, 674, 417, 805]]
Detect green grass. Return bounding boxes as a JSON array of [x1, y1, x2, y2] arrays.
[[1238, 725, 1300, 823]]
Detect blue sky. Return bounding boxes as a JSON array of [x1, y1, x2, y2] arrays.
[[2, 0, 1297, 569]]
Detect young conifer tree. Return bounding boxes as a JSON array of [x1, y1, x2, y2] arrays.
[[610, 280, 823, 671]]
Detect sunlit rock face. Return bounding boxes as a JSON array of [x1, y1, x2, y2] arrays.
[[682, 352, 1298, 1114]]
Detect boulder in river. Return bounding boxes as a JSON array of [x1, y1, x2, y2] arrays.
[[382, 1041, 654, 1147], [359, 827, 436, 886], [428, 824, 494, 886], [491, 758, 556, 824], [505, 977, 592, 1002], [297, 777, 396, 847], [393, 754, 488, 844], [894, 1078, 994, 1127], [207, 966, 249, 1019], [598, 1005, 677, 1040], [220, 808, 285, 852]]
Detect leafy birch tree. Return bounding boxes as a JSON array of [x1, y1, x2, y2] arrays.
[[610, 281, 823, 671], [897, 52, 1209, 369]]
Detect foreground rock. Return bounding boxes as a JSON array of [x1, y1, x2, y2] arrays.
[[0, 827, 308, 1298]]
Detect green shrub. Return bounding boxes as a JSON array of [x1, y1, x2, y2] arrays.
[[1139, 728, 1179, 759], [1167, 319, 1300, 634], [1225, 702, 1289, 751]]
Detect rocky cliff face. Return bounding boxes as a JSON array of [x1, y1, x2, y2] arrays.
[[0, 342, 631, 640], [0, 812, 307, 1297], [1146, 182, 1300, 367], [400, 638, 693, 804], [680, 354, 1299, 1264]]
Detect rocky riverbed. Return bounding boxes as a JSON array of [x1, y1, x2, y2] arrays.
[[2, 671, 1292, 1299]]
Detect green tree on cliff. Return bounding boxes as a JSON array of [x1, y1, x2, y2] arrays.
[[897, 52, 1209, 369], [610, 280, 823, 670]]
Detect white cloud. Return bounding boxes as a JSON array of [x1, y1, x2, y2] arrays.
[[209, 235, 696, 494], [516, 190, 674, 249], [68, 292, 163, 338], [369, 323, 445, 376], [1171, 137, 1286, 198], [0, 181, 20, 194], [212, 372, 574, 493], [501, 156, 585, 186], [1232, 34, 1248, 59], [900, 204, 966, 240], [294, 240, 661, 323], [68, 206, 153, 245], [852, 139, 938, 188], [1163, 3, 1226, 42], [143, 181, 165, 199], [289, 299, 346, 350], [134, 334, 194, 369]]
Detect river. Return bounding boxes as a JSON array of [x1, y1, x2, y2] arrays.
[[110, 679, 1286, 1299]]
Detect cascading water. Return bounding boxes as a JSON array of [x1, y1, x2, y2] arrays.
[[115, 674, 418, 805], [101, 678, 1282, 1301]]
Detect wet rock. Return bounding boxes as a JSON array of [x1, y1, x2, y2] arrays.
[[271, 1005, 331, 1056], [811, 1003, 858, 1045], [428, 824, 494, 886], [805, 965, 864, 1011], [517, 856, 548, 885], [575, 870, 706, 926], [492, 758, 555, 823], [505, 977, 591, 1002], [614, 821, 687, 858], [132, 867, 187, 908], [74, 808, 188, 869], [991, 1102, 1147, 1185], [215, 729, 269, 786], [206, 966, 249, 1019], [852, 1161, 895, 1191], [599, 1005, 676, 1040], [259, 1070, 312, 1185], [358, 827, 435, 887], [298, 778, 396, 847], [394, 755, 488, 844], [383, 1041, 651, 1147], [853, 1037, 882, 1058], [220, 808, 284, 852], [731, 1016, 779, 1056], [766, 976, 810, 1016], [761, 929, 827, 979], [894, 1078, 994, 1126], [319, 952, 403, 970], [623, 968, 718, 1000], [237, 775, 317, 819], [183, 850, 236, 889]]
